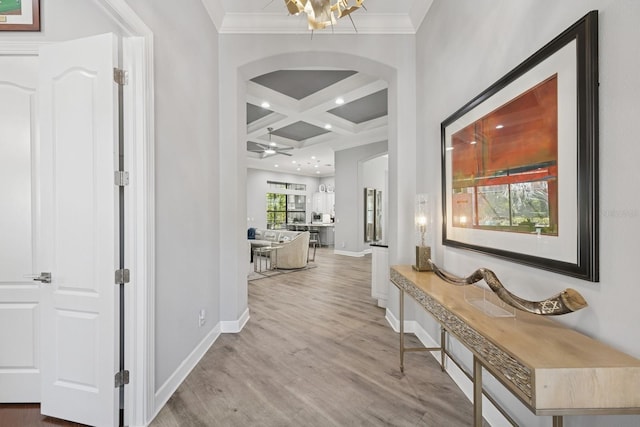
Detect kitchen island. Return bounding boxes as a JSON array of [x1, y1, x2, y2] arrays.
[[286, 223, 334, 246]]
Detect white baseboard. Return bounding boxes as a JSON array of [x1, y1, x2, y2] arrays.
[[152, 309, 250, 423], [153, 323, 221, 420], [333, 249, 370, 257], [385, 307, 400, 331], [384, 310, 510, 427], [220, 308, 250, 333]]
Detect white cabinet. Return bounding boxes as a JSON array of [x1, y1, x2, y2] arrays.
[[327, 192, 335, 215], [312, 192, 323, 213], [312, 192, 335, 215], [371, 245, 389, 308]]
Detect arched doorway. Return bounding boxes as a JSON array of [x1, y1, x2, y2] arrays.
[[218, 44, 417, 328]]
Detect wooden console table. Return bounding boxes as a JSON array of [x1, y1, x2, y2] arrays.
[[390, 265, 640, 427]]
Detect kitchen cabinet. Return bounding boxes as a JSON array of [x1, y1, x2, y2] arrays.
[[370, 244, 389, 307]]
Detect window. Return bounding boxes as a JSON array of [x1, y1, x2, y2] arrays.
[[450, 75, 558, 236], [266, 193, 287, 229], [266, 181, 306, 229], [453, 178, 556, 235], [267, 181, 306, 191]]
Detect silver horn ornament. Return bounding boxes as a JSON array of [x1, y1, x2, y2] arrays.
[[428, 260, 588, 315]]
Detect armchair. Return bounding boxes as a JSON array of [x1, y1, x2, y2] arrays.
[[272, 231, 310, 269]]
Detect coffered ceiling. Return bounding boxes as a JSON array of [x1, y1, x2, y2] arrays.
[[246, 69, 388, 176]]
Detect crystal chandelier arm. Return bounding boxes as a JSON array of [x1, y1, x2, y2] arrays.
[[283, 0, 364, 31]]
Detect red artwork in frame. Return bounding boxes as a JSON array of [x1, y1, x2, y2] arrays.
[[441, 11, 599, 281], [450, 75, 559, 236]]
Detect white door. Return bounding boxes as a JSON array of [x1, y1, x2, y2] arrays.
[[39, 33, 120, 427], [0, 55, 41, 402]]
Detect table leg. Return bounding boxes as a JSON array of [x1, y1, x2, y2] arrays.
[[272, 248, 277, 270], [399, 287, 405, 373], [552, 416, 563, 427], [440, 327, 446, 372], [473, 355, 483, 427], [253, 249, 258, 272]]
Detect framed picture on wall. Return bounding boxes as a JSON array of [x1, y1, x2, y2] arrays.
[[0, 0, 40, 31], [441, 11, 599, 281]]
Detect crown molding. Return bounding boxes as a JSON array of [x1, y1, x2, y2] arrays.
[[219, 12, 417, 34], [202, 0, 432, 34]]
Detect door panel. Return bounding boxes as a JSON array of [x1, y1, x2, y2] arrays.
[[0, 55, 41, 402], [39, 33, 119, 427]]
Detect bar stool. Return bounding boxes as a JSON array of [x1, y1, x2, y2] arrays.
[[308, 232, 318, 262], [309, 229, 321, 246]]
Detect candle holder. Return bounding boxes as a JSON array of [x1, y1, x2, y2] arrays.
[[413, 194, 432, 271]]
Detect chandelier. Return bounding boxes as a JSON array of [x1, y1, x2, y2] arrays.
[[284, 0, 365, 31]]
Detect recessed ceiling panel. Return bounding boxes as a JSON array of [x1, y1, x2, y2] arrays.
[[251, 70, 357, 100], [329, 89, 388, 124], [246, 103, 272, 124], [272, 121, 330, 142]]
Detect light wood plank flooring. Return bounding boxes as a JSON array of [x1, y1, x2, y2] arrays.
[[151, 248, 480, 427]]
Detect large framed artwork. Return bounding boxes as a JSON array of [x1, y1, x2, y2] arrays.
[[0, 0, 40, 31], [441, 11, 599, 281]]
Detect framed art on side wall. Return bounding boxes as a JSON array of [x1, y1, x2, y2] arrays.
[[0, 0, 40, 31], [441, 11, 599, 281]]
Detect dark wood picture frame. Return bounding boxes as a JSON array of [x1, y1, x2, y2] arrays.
[[440, 11, 599, 281], [0, 0, 40, 31]]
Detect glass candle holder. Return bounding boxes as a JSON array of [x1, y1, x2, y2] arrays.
[[413, 193, 432, 271]]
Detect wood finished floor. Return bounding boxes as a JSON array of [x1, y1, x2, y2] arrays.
[[0, 403, 87, 427], [0, 249, 481, 426], [152, 248, 480, 427]]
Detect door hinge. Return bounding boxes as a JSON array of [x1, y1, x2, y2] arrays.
[[114, 370, 130, 387], [114, 171, 129, 186], [115, 268, 130, 284], [113, 68, 129, 85]]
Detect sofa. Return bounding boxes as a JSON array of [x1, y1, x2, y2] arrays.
[[251, 228, 301, 246], [248, 228, 310, 269]]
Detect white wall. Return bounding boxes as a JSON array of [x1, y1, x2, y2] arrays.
[[416, 1, 639, 426], [334, 141, 387, 253], [123, 0, 221, 394], [246, 168, 322, 229]]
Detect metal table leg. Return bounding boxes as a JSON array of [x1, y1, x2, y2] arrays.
[[399, 287, 405, 373], [473, 356, 483, 427]]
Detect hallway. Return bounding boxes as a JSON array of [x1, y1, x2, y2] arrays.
[[152, 248, 478, 426]]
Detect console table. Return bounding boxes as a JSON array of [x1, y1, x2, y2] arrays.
[[390, 265, 640, 427]]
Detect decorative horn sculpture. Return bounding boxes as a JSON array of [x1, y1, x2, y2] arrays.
[[428, 260, 588, 316]]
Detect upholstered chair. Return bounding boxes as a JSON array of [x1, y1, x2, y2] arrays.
[[272, 231, 310, 269]]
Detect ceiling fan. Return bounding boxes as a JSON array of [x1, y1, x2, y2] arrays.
[[247, 127, 294, 158]]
